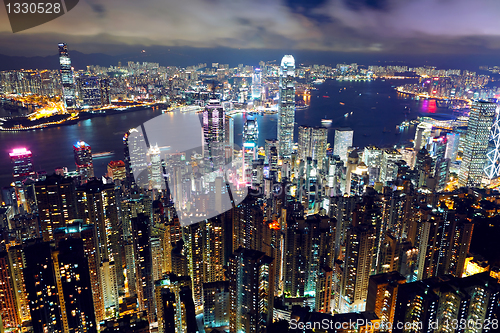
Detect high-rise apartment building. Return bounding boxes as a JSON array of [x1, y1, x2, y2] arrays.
[[459, 100, 497, 187], [0, 251, 19, 330], [35, 174, 78, 241], [228, 248, 274, 333], [278, 55, 295, 158]]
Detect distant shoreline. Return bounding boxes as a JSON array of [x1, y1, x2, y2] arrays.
[[0, 103, 166, 132]]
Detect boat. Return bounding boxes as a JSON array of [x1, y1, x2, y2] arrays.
[[344, 113, 349, 118], [92, 151, 114, 158], [339, 102, 345, 105], [321, 119, 333, 125]]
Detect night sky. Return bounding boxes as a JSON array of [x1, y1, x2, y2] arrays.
[[2, 0, 500, 61]]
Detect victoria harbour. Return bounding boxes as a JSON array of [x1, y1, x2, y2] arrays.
[[0, 78, 453, 188]]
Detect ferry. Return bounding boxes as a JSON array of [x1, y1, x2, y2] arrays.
[[92, 151, 114, 158]]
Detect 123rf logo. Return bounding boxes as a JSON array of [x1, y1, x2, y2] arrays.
[[3, 0, 79, 33]]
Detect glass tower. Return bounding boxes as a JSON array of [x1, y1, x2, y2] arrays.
[[278, 55, 295, 158], [459, 100, 497, 187], [58, 43, 76, 109]]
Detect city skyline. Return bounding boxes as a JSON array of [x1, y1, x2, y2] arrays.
[[2, 24, 500, 332]]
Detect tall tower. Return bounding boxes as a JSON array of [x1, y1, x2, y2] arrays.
[[459, 100, 497, 187], [278, 55, 295, 158], [123, 128, 148, 189], [333, 128, 353, 163], [58, 43, 76, 109], [74, 141, 94, 181], [243, 114, 258, 184], [485, 104, 500, 179], [203, 100, 226, 174], [10, 148, 35, 181]]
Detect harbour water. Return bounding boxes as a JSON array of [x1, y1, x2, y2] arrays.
[[0, 78, 458, 188]]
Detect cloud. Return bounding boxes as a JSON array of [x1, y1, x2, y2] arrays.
[[0, 0, 500, 56]]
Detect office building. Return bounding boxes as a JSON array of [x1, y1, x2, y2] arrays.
[[278, 55, 295, 158], [203, 100, 226, 174], [333, 128, 353, 163], [107, 160, 127, 181], [10, 148, 35, 181], [298, 125, 328, 169], [58, 43, 76, 109], [459, 100, 497, 187], [74, 141, 94, 181], [79, 76, 101, 107]]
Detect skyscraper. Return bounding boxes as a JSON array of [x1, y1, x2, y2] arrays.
[[298, 125, 328, 169], [278, 55, 295, 158], [74, 141, 94, 181], [203, 100, 226, 174], [123, 128, 148, 189], [35, 174, 78, 241], [58, 43, 76, 109], [243, 114, 258, 184], [485, 104, 500, 179], [10, 148, 35, 181], [228, 248, 274, 333], [459, 100, 497, 187], [333, 128, 353, 163], [0, 251, 19, 330]]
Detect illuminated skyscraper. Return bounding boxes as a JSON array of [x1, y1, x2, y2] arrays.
[[459, 100, 497, 187], [485, 104, 500, 179], [298, 125, 328, 169], [203, 100, 226, 173], [58, 43, 76, 109], [74, 141, 94, 181], [243, 114, 258, 184], [148, 144, 163, 190], [278, 55, 295, 158], [333, 128, 353, 163], [342, 224, 375, 312], [251, 68, 263, 100], [124, 128, 148, 189], [0, 251, 19, 330], [35, 174, 78, 241], [10, 148, 35, 181]]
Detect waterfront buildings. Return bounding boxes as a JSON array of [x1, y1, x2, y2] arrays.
[[10, 148, 35, 181], [74, 141, 94, 182]]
